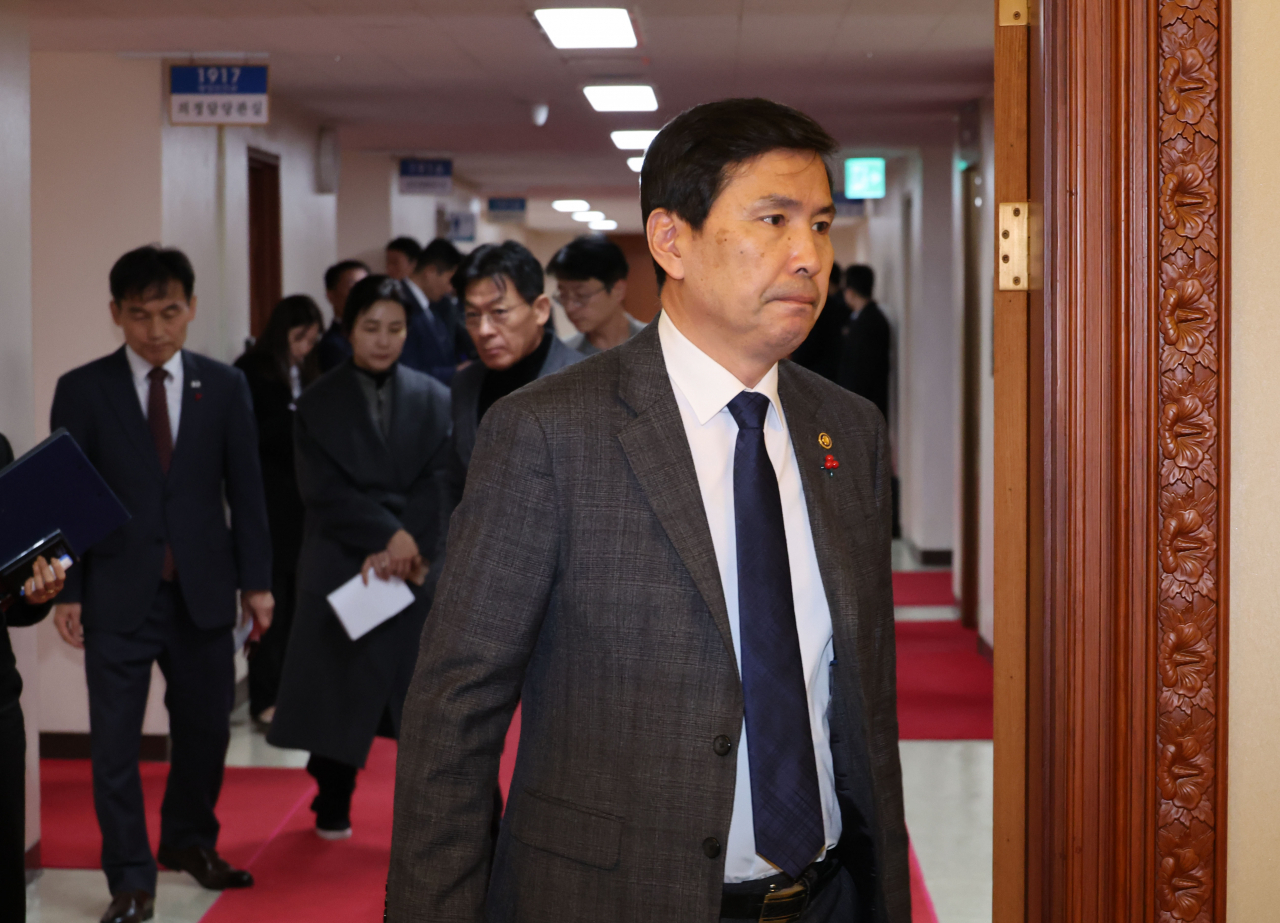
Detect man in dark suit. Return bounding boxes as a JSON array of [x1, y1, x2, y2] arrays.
[[50, 246, 274, 923], [447, 241, 583, 472], [791, 263, 850, 382], [400, 238, 470, 384], [388, 99, 908, 923], [836, 265, 891, 420], [317, 259, 369, 373]]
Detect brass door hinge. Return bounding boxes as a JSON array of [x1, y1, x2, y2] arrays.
[[998, 203, 1032, 291], [999, 0, 1030, 26]]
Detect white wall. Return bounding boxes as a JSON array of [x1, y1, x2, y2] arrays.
[[0, 0, 39, 856]]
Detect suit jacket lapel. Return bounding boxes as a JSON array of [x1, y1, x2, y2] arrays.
[[615, 326, 736, 666], [778, 364, 862, 669], [103, 347, 165, 481]]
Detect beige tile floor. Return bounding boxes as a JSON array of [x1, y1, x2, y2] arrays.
[[28, 541, 992, 922]]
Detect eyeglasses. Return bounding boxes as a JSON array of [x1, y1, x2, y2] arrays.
[[463, 303, 530, 330], [551, 285, 607, 310]]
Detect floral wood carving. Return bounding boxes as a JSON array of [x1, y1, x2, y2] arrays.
[[1156, 0, 1223, 918]]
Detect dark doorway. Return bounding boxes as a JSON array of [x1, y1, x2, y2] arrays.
[[247, 148, 282, 338], [958, 164, 982, 631], [605, 233, 661, 323]]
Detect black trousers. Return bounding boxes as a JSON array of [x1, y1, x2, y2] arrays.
[[248, 568, 296, 717], [306, 755, 357, 828], [84, 583, 234, 894], [0, 704, 26, 922]]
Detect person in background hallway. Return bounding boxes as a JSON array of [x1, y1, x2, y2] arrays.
[[234, 295, 324, 728], [790, 263, 849, 382], [836, 264, 890, 420], [448, 241, 583, 473], [50, 246, 273, 923], [268, 275, 455, 841], [2, 429, 66, 923], [400, 238, 471, 384], [317, 259, 369, 373], [387, 98, 908, 923], [546, 234, 647, 355], [385, 236, 421, 281]]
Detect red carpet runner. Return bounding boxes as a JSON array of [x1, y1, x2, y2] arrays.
[[895, 620, 994, 740], [892, 570, 958, 607]]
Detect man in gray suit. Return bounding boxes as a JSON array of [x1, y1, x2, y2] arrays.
[[389, 98, 908, 923], [447, 241, 582, 472]]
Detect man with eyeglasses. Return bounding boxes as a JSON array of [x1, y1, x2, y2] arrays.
[[547, 235, 648, 356], [448, 241, 583, 473]]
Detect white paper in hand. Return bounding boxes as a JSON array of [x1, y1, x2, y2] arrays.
[[326, 572, 415, 641]]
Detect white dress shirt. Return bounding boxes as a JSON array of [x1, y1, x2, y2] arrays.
[[125, 345, 184, 445], [657, 313, 840, 882]]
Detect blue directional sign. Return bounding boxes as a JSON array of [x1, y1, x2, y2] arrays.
[[487, 197, 527, 221], [398, 159, 453, 195], [169, 65, 269, 125]]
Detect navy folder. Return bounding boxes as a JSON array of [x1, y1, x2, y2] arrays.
[[0, 429, 130, 601]]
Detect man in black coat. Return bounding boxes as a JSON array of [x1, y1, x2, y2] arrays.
[[400, 238, 470, 385], [449, 241, 583, 472], [316, 259, 369, 373], [49, 246, 274, 923], [836, 264, 891, 420]]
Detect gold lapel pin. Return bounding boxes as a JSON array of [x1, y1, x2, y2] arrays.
[[818, 432, 832, 450]]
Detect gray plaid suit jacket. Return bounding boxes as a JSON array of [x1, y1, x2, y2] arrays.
[[388, 322, 909, 923]]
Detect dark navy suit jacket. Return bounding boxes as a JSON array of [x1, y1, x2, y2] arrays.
[[50, 347, 273, 633]]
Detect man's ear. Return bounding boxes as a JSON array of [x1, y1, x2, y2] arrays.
[[532, 293, 553, 326], [646, 209, 687, 283], [109, 301, 123, 327], [187, 294, 198, 321], [610, 278, 628, 303]]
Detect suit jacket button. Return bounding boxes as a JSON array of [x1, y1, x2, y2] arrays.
[[702, 837, 721, 859], [713, 735, 732, 756]]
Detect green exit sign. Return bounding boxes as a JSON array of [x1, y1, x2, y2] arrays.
[[844, 157, 886, 199]]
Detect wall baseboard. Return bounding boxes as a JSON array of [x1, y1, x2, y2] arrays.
[[40, 732, 170, 762], [25, 840, 41, 879], [918, 548, 953, 567]]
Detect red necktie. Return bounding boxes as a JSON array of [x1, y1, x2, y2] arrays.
[[147, 367, 177, 580]]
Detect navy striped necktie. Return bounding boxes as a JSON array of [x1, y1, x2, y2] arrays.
[[727, 391, 824, 880]]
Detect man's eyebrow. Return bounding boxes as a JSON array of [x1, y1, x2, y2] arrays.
[[753, 194, 837, 217]]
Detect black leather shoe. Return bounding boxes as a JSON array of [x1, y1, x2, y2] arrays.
[[100, 890, 154, 923], [156, 844, 254, 889]]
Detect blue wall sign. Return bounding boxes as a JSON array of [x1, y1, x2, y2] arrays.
[[398, 159, 453, 195], [487, 197, 527, 221], [169, 65, 269, 125]]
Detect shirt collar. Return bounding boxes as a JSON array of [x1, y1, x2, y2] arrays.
[[125, 345, 183, 385], [657, 311, 782, 429]]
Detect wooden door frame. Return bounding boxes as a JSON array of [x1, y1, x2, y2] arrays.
[[992, 0, 1229, 919]]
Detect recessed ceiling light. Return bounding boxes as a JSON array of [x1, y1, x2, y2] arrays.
[[611, 130, 659, 151], [626, 156, 645, 172], [534, 8, 637, 49], [589, 219, 619, 231], [583, 85, 658, 112], [553, 199, 590, 212], [572, 211, 606, 222]]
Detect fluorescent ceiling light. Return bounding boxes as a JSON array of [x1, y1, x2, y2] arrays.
[[626, 156, 645, 172], [572, 211, 606, 222], [583, 85, 657, 112], [611, 130, 659, 151], [589, 219, 619, 231], [552, 199, 590, 212], [534, 8, 637, 49]]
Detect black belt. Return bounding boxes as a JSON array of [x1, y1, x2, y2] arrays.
[[720, 853, 842, 922]]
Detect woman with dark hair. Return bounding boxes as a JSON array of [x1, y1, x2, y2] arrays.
[[234, 294, 324, 725], [268, 275, 455, 839]]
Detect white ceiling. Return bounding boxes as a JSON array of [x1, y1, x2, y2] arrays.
[[32, 0, 993, 195]]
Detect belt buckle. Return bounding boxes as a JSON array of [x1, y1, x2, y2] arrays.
[[759, 879, 809, 923]]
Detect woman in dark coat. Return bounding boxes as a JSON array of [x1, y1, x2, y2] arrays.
[[268, 276, 455, 838], [234, 295, 324, 725]]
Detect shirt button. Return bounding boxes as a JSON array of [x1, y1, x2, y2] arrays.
[[702, 837, 721, 859], [713, 735, 733, 756]]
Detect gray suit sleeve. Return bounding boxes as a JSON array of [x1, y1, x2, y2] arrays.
[[387, 400, 559, 923]]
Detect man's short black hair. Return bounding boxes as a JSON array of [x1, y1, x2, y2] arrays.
[[324, 259, 370, 292], [341, 274, 409, 335], [830, 263, 843, 291], [386, 236, 422, 261], [415, 238, 463, 274], [845, 264, 875, 299], [546, 235, 630, 290], [109, 245, 195, 303], [640, 98, 838, 285], [452, 241, 546, 306]]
